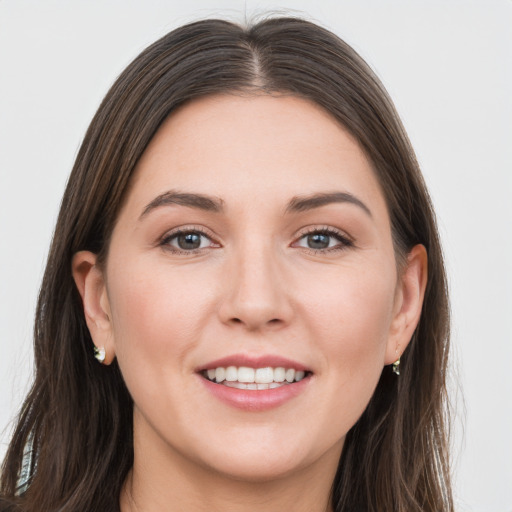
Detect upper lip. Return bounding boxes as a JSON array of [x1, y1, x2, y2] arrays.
[[196, 354, 311, 373]]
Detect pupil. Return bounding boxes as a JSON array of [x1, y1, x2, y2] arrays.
[[308, 233, 329, 249], [178, 233, 201, 250]]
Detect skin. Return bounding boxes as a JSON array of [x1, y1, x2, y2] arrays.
[[73, 94, 427, 512]]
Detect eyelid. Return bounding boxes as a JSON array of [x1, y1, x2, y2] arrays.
[[157, 224, 354, 255], [295, 225, 354, 242], [291, 225, 355, 252], [159, 225, 221, 254]]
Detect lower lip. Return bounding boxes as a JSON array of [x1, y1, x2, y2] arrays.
[[199, 375, 312, 411]]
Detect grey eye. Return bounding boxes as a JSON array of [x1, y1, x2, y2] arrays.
[[176, 233, 202, 250], [293, 228, 353, 252], [165, 231, 212, 251], [296, 231, 344, 250], [306, 233, 331, 249]]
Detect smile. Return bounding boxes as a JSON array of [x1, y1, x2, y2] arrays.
[[197, 356, 313, 411], [202, 366, 308, 390]]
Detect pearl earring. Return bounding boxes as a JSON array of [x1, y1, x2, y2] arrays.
[[93, 346, 106, 364], [392, 357, 400, 375]]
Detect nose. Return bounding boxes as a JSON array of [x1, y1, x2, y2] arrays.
[[217, 241, 294, 332]]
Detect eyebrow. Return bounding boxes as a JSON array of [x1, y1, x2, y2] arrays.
[[285, 192, 372, 217], [140, 189, 372, 219], [140, 190, 224, 219]]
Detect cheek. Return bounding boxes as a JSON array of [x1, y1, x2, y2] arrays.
[[106, 261, 214, 375], [302, 262, 396, 382], [313, 270, 395, 434]]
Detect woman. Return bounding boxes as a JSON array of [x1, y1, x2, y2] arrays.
[[0, 17, 453, 511]]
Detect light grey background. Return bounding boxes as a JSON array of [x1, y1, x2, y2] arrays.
[[1, 1, 511, 510]]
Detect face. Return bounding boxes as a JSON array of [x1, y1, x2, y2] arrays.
[[77, 94, 423, 483]]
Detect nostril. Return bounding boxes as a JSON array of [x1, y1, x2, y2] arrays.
[[228, 317, 282, 328]]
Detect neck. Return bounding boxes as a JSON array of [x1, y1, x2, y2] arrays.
[[120, 423, 340, 512], [121, 463, 336, 512]]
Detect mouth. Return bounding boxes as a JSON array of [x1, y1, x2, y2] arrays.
[[196, 355, 313, 411], [201, 366, 311, 390]]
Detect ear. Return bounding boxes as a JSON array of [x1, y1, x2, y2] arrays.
[[72, 251, 116, 365], [385, 244, 428, 365]]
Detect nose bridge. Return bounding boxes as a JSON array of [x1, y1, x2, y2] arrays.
[[219, 234, 292, 330]]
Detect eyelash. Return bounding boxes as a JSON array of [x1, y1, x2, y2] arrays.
[[293, 226, 354, 254], [159, 226, 354, 255], [160, 226, 218, 255]]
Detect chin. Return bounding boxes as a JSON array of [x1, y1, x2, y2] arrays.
[[205, 454, 310, 483], [188, 430, 337, 483]]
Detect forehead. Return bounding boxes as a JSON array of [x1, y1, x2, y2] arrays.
[[125, 94, 389, 221]]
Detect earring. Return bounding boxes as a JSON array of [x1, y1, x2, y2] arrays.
[[93, 346, 106, 364], [392, 357, 400, 375]]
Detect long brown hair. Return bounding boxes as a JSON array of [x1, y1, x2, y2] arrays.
[[1, 17, 453, 511]]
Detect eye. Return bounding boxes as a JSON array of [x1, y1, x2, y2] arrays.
[[293, 228, 353, 252], [161, 228, 218, 253]]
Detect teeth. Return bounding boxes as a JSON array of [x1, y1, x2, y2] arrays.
[[255, 367, 274, 384], [215, 367, 225, 383], [203, 366, 308, 386], [222, 381, 288, 390], [238, 366, 255, 383], [225, 366, 238, 382], [274, 367, 286, 382]]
